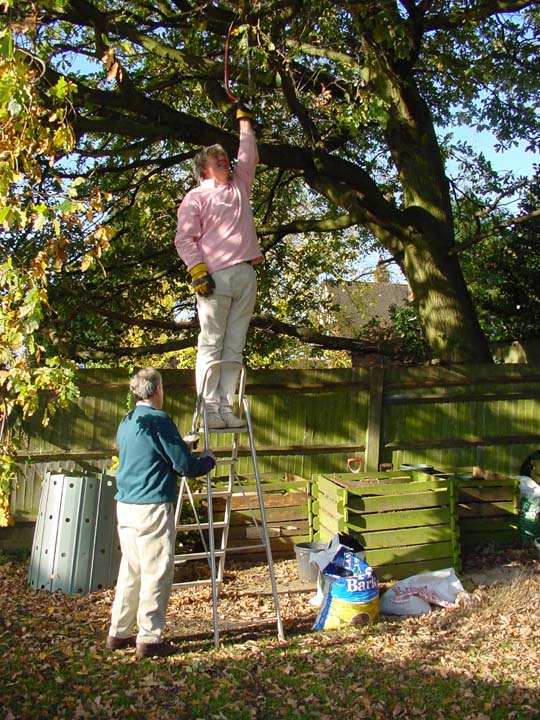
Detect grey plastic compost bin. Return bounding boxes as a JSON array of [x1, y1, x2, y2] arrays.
[[28, 469, 121, 594]]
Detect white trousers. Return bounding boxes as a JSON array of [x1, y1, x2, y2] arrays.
[[108, 501, 175, 644], [196, 262, 257, 413]]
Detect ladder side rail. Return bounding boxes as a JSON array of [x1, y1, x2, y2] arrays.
[[243, 397, 285, 641], [215, 456, 235, 584], [201, 401, 220, 648], [177, 476, 212, 558]]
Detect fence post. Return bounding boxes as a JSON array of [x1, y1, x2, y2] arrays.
[[364, 366, 385, 471]]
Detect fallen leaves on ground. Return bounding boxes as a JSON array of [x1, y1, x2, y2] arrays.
[[0, 544, 539, 719]]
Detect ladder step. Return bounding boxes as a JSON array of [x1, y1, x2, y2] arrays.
[[225, 543, 266, 552], [178, 489, 232, 499], [176, 521, 228, 531], [172, 578, 223, 589], [215, 457, 237, 465], [175, 550, 227, 561], [201, 426, 248, 434]]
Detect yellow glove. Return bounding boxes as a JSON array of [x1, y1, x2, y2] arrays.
[[235, 100, 253, 120], [189, 263, 215, 296]]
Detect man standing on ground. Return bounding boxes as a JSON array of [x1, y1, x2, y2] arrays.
[[106, 367, 216, 658], [174, 103, 263, 430]]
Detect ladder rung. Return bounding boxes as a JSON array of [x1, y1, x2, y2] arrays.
[[176, 521, 228, 531], [225, 543, 266, 552], [200, 426, 248, 434], [172, 578, 223, 589], [178, 489, 232, 499], [215, 457, 236, 465], [175, 550, 227, 561]]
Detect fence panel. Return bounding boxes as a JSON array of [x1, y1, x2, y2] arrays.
[[7, 364, 540, 539]]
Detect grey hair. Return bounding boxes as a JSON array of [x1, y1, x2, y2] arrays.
[[130, 367, 162, 402], [193, 144, 228, 184]]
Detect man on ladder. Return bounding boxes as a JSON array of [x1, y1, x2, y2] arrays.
[[174, 101, 263, 430]]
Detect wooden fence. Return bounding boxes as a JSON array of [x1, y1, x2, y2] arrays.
[[4, 363, 540, 550]]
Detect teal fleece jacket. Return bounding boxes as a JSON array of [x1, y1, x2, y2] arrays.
[[115, 404, 215, 504]]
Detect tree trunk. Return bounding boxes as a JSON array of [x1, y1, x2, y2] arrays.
[[402, 239, 493, 363], [350, 6, 494, 363]]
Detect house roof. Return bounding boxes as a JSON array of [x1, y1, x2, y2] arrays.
[[325, 281, 411, 329]]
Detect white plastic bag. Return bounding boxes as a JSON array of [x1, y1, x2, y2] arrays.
[[380, 567, 468, 616], [517, 475, 540, 500]]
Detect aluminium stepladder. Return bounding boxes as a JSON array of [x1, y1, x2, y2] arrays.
[[173, 360, 284, 647]]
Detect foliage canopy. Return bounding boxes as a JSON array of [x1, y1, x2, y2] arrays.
[[2, 0, 540, 370]]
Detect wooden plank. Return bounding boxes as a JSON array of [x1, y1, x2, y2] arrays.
[[317, 497, 347, 527], [383, 434, 540, 450], [245, 521, 309, 539], [324, 474, 447, 493], [317, 489, 346, 517], [365, 540, 455, 567], [216, 505, 309, 525], [316, 475, 347, 503], [226, 535, 309, 553], [364, 366, 384, 472], [457, 500, 517, 518], [328, 471, 412, 493], [210, 491, 308, 511], [347, 488, 450, 514], [318, 515, 347, 539], [458, 487, 517, 503], [353, 525, 455, 550], [346, 506, 453, 532]]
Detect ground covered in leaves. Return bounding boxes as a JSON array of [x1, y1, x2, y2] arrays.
[[1, 544, 539, 719]]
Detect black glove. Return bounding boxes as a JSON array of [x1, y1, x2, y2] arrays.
[[189, 263, 215, 296]]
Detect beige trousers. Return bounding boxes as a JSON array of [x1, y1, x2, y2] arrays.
[[108, 501, 175, 644], [196, 262, 257, 412]]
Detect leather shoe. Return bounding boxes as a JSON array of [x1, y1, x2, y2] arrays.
[[136, 641, 179, 658], [106, 634, 136, 651]]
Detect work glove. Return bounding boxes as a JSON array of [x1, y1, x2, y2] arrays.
[[234, 99, 253, 120], [189, 262, 215, 296]]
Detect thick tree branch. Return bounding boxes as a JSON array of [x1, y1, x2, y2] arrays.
[[70, 307, 398, 361]]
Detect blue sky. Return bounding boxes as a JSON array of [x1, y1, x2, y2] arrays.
[[448, 126, 538, 178]]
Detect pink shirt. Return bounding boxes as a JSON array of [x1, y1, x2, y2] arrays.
[[174, 125, 263, 274]]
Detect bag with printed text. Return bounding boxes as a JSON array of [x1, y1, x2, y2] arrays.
[[312, 533, 379, 630]]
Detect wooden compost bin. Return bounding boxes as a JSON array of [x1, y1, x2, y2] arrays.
[[443, 467, 520, 548], [207, 473, 313, 559], [313, 470, 460, 581]]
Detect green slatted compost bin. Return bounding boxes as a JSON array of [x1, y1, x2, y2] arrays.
[[313, 470, 460, 581], [28, 469, 121, 594], [444, 468, 520, 548]]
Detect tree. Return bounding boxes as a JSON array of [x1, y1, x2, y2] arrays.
[[0, 23, 99, 525], [461, 171, 540, 343], [3, 0, 540, 367]]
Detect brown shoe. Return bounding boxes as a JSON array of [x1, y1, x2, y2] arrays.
[[136, 641, 179, 658], [105, 635, 136, 651]]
